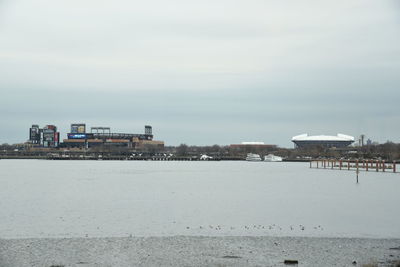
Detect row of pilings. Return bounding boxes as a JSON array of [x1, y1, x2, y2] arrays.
[[310, 159, 397, 173]]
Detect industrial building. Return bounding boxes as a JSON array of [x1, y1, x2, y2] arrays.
[[28, 124, 60, 148], [62, 123, 164, 150], [230, 142, 277, 151], [291, 134, 354, 148]]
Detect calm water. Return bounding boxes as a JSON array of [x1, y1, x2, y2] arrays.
[[0, 159, 399, 239]]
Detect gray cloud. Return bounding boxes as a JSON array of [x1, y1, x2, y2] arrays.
[[0, 0, 399, 146]]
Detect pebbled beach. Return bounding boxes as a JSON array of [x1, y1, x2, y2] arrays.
[[1, 236, 400, 267]]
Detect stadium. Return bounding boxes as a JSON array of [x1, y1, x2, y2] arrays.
[[291, 134, 355, 148]]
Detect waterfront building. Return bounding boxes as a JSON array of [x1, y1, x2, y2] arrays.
[[230, 142, 277, 154], [29, 125, 41, 145], [62, 124, 164, 150], [28, 124, 60, 148], [291, 133, 354, 148]]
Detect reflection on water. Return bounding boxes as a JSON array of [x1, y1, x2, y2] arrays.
[[0, 160, 399, 238]]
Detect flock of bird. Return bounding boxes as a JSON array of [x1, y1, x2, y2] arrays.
[[184, 224, 324, 231]]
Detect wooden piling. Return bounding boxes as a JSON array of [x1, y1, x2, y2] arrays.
[[366, 160, 369, 171], [383, 160, 385, 172], [394, 162, 396, 173], [339, 160, 342, 170], [356, 160, 359, 183], [376, 160, 379, 172], [348, 160, 350, 170]]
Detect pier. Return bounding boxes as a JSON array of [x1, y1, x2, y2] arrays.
[[310, 159, 398, 173]]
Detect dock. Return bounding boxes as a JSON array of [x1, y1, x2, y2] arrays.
[[310, 159, 398, 173]]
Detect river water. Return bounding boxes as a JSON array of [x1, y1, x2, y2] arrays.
[[0, 159, 399, 239]]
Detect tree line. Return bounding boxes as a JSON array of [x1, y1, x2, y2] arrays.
[[1, 142, 400, 161]]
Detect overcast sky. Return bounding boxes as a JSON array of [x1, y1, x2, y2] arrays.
[[0, 0, 399, 147]]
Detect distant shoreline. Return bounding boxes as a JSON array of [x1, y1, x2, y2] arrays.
[[0, 155, 311, 162]]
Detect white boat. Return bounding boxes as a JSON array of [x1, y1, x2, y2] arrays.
[[264, 154, 283, 162], [246, 153, 262, 161], [200, 154, 213, 160]]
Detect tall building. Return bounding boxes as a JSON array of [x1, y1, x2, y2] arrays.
[[42, 125, 60, 147], [29, 125, 42, 145], [29, 124, 60, 148]]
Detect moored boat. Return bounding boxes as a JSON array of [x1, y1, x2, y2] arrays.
[[246, 153, 262, 161], [264, 154, 283, 162]]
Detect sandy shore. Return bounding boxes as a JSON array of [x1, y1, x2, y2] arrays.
[[1, 236, 400, 267]]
